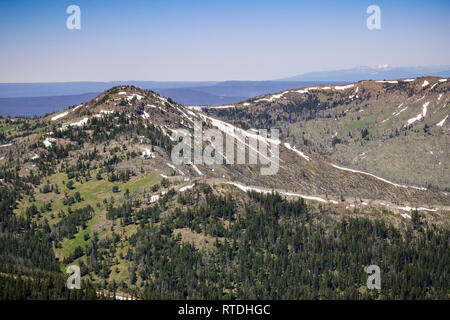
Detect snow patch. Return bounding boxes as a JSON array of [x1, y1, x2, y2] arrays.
[[200, 114, 281, 168], [376, 80, 398, 84], [179, 184, 195, 192], [72, 104, 83, 112], [127, 94, 144, 101], [214, 105, 235, 109], [43, 137, 56, 148], [334, 84, 355, 90], [142, 148, 155, 158], [407, 102, 428, 125], [51, 112, 69, 121], [296, 87, 318, 94], [398, 206, 436, 213], [256, 91, 288, 102], [226, 182, 328, 203], [417, 207, 437, 212], [283, 143, 310, 161], [436, 115, 448, 127], [167, 163, 185, 176], [150, 195, 159, 203], [331, 164, 426, 190], [142, 111, 150, 119], [400, 213, 411, 219], [191, 164, 203, 176], [186, 106, 203, 111], [283, 192, 328, 203], [68, 117, 89, 127]]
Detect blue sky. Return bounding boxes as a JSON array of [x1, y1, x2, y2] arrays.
[[0, 0, 449, 82]]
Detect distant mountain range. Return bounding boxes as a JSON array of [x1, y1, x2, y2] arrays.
[[279, 65, 450, 82], [0, 81, 217, 98], [0, 93, 99, 118], [1, 65, 449, 116], [0, 81, 341, 117]]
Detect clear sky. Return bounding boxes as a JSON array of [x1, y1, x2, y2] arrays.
[[0, 0, 449, 82]]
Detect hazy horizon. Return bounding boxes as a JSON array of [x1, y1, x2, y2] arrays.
[[0, 64, 449, 84]]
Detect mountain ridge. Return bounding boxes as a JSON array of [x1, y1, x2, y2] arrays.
[[2, 80, 448, 208], [204, 76, 450, 191]]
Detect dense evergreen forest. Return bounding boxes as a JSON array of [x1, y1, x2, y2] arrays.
[[0, 179, 100, 299], [132, 188, 449, 299], [1, 167, 449, 299]]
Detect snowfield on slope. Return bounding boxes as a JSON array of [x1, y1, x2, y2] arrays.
[[72, 104, 83, 112], [68, 118, 89, 127], [51, 112, 69, 121], [43, 137, 56, 148], [213, 105, 235, 109], [376, 80, 398, 84], [436, 115, 448, 127], [179, 184, 195, 192], [283, 143, 310, 161], [167, 163, 185, 176], [200, 114, 281, 169], [407, 102, 429, 125], [255, 91, 289, 102], [226, 182, 330, 204], [331, 164, 426, 190], [334, 84, 355, 90], [191, 164, 203, 176]]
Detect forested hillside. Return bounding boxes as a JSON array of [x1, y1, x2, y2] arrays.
[[206, 77, 450, 190], [0, 84, 448, 300]]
